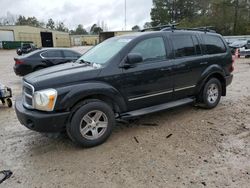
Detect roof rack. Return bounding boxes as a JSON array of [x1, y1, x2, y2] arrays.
[[188, 26, 216, 33], [141, 23, 179, 32], [141, 24, 216, 33]]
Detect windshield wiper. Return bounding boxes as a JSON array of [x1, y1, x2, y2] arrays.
[[78, 59, 93, 65]]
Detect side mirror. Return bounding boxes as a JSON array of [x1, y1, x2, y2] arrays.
[[127, 53, 143, 64], [120, 53, 143, 69]]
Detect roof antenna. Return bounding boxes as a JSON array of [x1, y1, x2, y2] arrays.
[[124, 0, 127, 30]]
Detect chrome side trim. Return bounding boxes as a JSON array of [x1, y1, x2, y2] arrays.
[[128, 90, 173, 102], [174, 85, 196, 92]]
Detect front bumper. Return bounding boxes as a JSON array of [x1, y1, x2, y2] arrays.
[[15, 97, 70, 133], [225, 74, 233, 86]]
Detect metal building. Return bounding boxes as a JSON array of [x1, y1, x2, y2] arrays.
[[99, 31, 138, 42], [70, 35, 99, 46], [0, 25, 70, 48]]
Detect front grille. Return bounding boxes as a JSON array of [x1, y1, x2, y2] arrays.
[[23, 81, 34, 109]]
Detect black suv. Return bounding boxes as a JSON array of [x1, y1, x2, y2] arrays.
[[15, 28, 234, 147]]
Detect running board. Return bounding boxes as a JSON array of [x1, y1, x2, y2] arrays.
[[120, 98, 195, 119]]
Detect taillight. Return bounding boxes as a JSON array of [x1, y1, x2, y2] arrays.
[[229, 57, 235, 72], [15, 60, 23, 65]]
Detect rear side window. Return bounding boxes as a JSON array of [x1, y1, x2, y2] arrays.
[[203, 35, 226, 54], [41, 50, 63, 58], [130, 37, 166, 62], [172, 35, 196, 58]]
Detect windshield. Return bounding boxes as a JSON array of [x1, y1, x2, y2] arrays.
[[77, 37, 132, 65]]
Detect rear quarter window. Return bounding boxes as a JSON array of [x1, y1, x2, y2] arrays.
[[203, 35, 226, 54]]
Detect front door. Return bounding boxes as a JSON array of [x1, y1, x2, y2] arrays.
[[121, 36, 174, 111]]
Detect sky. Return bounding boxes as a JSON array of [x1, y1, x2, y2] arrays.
[[0, 0, 153, 31]]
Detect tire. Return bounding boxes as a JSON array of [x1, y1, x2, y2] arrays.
[[67, 99, 115, 147], [6, 98, 12, 108], [199, 78, 222, 109]]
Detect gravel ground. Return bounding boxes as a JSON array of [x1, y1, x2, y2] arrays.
[[0, 49, 250, 188]]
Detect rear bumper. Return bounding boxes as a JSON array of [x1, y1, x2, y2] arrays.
[[15, 97, 70, 133], [13, 64, 32, 76], [225, 74, 233, 86]]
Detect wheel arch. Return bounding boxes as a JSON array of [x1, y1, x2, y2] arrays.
[[56, 82, 127, 114], [196, 66, 227, 97]]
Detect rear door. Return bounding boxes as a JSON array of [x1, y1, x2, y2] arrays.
[[169, 34, 206, 99], [121, 35, 174, 111], [40, 50, 66, 66]]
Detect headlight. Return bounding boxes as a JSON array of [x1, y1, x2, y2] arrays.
[[33, 89, 57, 111]]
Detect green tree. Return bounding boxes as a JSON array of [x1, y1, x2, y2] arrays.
[[46, 18, 55, 30], [16, 15, 43, 27], [90, 24, 103, 34], [132, 25, 140, 31], [150, 0, 250, 35], [143, 22, 152, 29], [74, 24, 88, 35], [56, 22, 69, 32]]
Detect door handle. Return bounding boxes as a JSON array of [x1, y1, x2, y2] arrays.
[[200, 62, 208, 65]]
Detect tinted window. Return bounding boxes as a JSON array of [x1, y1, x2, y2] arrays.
[[172, 35, 196, 58], [42, 50, 62, 58], [130, 37, 166, 62], [203, 35, 226, 54], [192, 36, 202, 55], [64, 50, 80, 58], [22, 44, 31, 49]]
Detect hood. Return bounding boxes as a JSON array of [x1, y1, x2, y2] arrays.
[[24, 63, 102, 90], [229, 40, 247, 48]]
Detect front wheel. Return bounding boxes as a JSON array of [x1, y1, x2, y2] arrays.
[[67, 100, 115, 147], [199, 78, 222, 109]]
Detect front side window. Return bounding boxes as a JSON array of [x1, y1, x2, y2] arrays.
[[203, 35, 226, 54], [172, 35, 196, 58], [130, 37, 166, 62]]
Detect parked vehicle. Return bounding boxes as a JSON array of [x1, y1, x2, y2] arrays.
[[16, 43, 37, 56], [14, 48, 82, 76], [15, 27, 234, 147], [229, 39, 250, 57]]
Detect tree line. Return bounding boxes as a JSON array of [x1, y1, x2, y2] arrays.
[[0, 15, 104, 35], [149, 0, 250, 35]]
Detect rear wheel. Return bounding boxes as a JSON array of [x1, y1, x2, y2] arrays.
[[199, 78, 222, 109], [67, 100, 115, 147], [6, 98, 12, 108]]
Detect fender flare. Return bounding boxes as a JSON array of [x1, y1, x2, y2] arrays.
[[195, 65, 226, 95], [55, 82, 127, 112]]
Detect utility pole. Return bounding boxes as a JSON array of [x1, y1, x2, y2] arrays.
[[125, 0, 127, 30], [233, 0, 239, 34]]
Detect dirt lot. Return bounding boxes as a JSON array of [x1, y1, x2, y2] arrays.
[[0, 49, 249, 188]]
